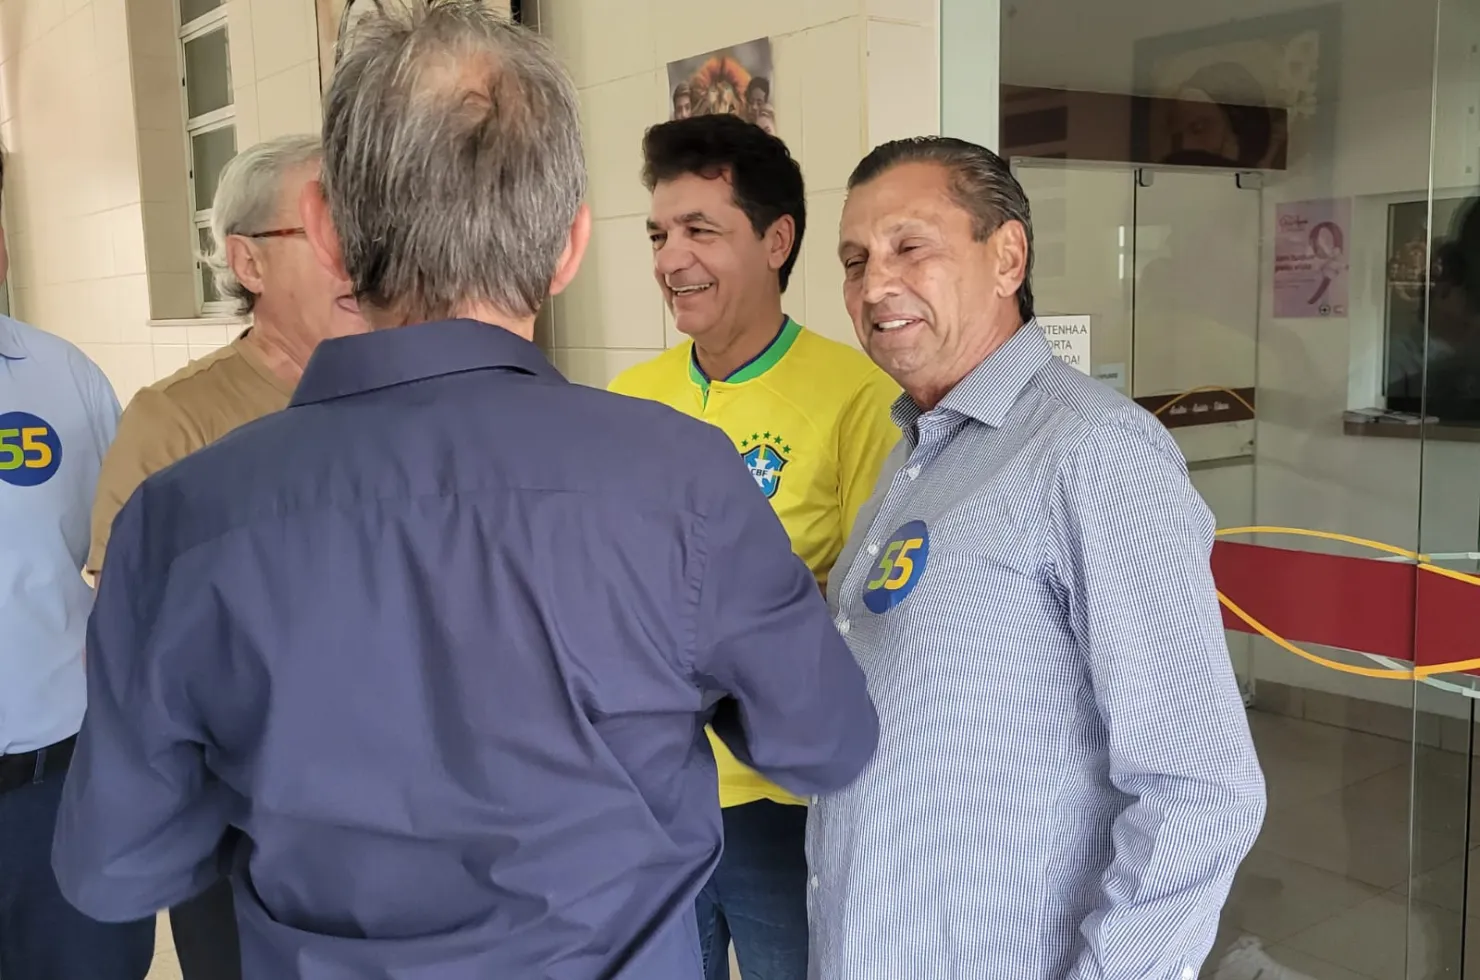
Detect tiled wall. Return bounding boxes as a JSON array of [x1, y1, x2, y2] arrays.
[[531, 0, 938, 388], [0, 0, 321, 407], [0, 0, 933, 402], [0, 0, 157, 403]]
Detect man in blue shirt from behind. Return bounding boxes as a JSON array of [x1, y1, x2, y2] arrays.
[[51, 3, 879, 978], [0, 149, 154, 977]]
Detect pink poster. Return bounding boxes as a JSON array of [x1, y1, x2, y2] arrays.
[[1273, 198, 1350, 318]]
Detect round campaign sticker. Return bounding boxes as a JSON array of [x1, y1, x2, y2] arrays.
[[0, 411, 63, 487], [862, 519, 930, 614]]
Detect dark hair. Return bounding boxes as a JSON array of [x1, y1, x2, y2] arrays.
[[746, 77, 770, 100], [641, 114, 804, 291], [672, 83, 690, 103], [849, 137, 1034, 322]]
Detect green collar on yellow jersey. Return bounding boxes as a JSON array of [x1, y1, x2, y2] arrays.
[[687, 316, 801, 392]]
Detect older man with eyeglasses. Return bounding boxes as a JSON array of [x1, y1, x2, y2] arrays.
[[83, 132, 366, 980]]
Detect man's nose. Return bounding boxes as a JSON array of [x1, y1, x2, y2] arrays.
[[859, 259, 899, 306], [654, 240, 694, 277]]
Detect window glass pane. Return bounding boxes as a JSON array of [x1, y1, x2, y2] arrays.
[[184, 28, 232, 119], [191, 125, 237, 210], [179, 0, 224, 27], [197, 226, 220, 304]]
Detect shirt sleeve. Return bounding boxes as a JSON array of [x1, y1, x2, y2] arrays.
[[53, 492, 233, 922], [87, 388, 198, 578], [835, 370, 900, 542], [690, 447, 880, 797], [1051, 424, 1266, 980]]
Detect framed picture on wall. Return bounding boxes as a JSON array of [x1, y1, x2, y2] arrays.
[[1383, 195, 1480, 421], [1131, 5, 1340, 172]]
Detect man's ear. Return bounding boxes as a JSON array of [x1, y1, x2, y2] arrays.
[[764, 214, 796, 275], [548, 203, 592, 298], [300, 178, 350, 284], [226, 235, 264, 297]]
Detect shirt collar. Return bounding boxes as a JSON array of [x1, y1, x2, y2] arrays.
[[292, 319, 562, 407], [687, 316, 801, 392], [0, 316, 25, 360], [891, 319, 1052, 437]]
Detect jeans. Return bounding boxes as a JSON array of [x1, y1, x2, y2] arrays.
[[0, 763, 154, 980], [171, 877, 242, 980], [696, 800, 809, 980]]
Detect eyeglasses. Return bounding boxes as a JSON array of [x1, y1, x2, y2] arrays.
[[242, 227, 306, 240]]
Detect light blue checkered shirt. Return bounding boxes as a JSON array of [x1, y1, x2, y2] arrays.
[[810, 321, 1266, 980]]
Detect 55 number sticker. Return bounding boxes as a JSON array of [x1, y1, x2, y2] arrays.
[[0, 412, 62, 486], [863, 519, 930, 613]]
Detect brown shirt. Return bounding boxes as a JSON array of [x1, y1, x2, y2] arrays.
[[86, 334, 293, 576]]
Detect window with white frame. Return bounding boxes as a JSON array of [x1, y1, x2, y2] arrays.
[[178, 0, 237, 315]]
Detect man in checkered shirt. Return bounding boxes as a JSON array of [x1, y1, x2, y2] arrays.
[[809, 136, 1267, 979]]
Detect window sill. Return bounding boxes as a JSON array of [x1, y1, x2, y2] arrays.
[[149, 316, 248, 328], [1343, 417, 1480, 444]]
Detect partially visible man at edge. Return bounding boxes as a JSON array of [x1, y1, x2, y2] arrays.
[[808, 136, 1264, 979], [52, 3, 879, 978], [83, 133, 367, 980], [609, 114, 898, 980]]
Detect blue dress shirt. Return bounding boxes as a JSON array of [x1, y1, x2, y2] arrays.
[[0, 314, 119, 754], [53, 319, 879, 980]]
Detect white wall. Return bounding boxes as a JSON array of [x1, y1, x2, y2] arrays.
[[530, 0, 939, 387]]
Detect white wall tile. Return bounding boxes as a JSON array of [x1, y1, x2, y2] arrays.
[[229, 0, 259, 88], [805, 0, 861, 27], [250, 0, 315, 81], [153, 343, 192, 381], [553, 214, 665, 349], [256, 61, 320, 139], [865, 19, 937, 146], [650, 0, 809, 66], [547, 0, 654, 89], [801, 189, 854, 345], [865, 0, 933, 22], [551, 347, 661, 388], [581, 71, 661, 220], [800, 20, 864, 192]]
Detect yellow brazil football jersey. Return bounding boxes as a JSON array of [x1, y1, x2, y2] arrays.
[[609, 316, 900, 808]]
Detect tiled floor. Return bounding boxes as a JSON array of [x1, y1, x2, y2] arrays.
[[147, 708, 1480, 980], [1202, 709, 1480, 979]]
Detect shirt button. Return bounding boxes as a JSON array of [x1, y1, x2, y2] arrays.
[[866, 542, 879, 556], [810, 875, 820, 889], [810, 795, 819, 805], [835, 617, 850, 636], [906, 465, 921, 479]]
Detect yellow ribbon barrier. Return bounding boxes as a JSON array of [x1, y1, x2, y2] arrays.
[[1213, 527, 1480, 680], [1142, 389, 1480, 680]]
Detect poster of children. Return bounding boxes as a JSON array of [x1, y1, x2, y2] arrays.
[[666, 38, 777, 137], [1273, 198, 1350, 318]]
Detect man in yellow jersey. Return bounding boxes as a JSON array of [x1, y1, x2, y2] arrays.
[[609, 114, 899, 980]]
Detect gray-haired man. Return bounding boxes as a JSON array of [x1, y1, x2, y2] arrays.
[[84, 133, 367, 980], [52, 3, 879, 977], [810, 137, 1264, 978]]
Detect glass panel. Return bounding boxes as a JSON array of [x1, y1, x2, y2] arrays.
[[1411, 0, 1480, 975], [978, 0, 1475, 974], [179, 0, 224, 27], [183, 27, 232, 119], [197, 225, 219, 304], [191, 125, 236, 211]]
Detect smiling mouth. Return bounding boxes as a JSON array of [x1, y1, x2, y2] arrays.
[[873, 317, 920, 331], [671, 283, 714, 296]]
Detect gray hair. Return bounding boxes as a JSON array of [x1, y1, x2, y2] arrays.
[[203, 134, 323, 314], [321, 0, 586, 323], [847, 137, 1035, 322]]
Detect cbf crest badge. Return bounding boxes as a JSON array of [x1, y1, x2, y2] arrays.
[[738, 431, 790, 499]]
